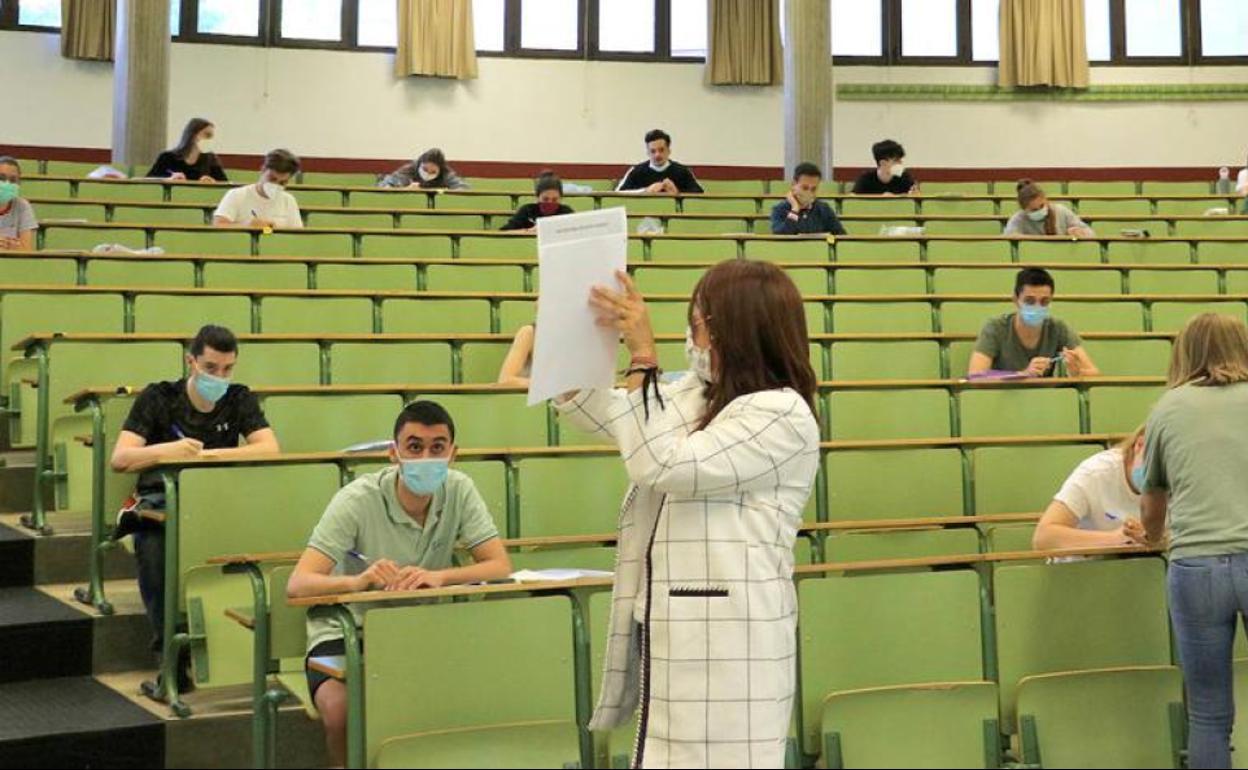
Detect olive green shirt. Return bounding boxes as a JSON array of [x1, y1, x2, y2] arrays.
[[973, 313, 1082, 374], [1144, 382, 1248, 561], [304, 465, 500, 651]]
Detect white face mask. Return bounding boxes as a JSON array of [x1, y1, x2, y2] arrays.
[[197, 136, 215, 154], [685, 327, 714, 383], [417, 165, 439, 182], [1027, 206, 1049, 222], [649, 160, 671, 173], [889, 163, 906, 179], [261, 181, 283, 199]]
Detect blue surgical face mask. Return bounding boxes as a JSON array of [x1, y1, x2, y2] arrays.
[[400, 458, 449, 496], [1019, 304, 1050, 328], [1131, 463, 1146, 493], [193, 368, 230, 404], [1027, 206, 1049, 222], [0, 181, 19, 205]]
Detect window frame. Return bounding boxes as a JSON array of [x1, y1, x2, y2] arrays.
[[5, 0, 63, 32], [1191, 0, 1248, 65]]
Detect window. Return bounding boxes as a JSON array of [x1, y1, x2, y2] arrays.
[[970, 0, 999, 61], [598, 0, 654, 53], [900, 0, 958, 58], [831, 0, 882, 58], [17, 0, 60, 27], [669, 0, 707, 58], [170, 0, 182, 37], [473, 0, 505, 52], [1124, 0, 1183, 58], [280, 0, 342, 42], [197, 0, 261, 37], [520, 0, 579, 51], [356, 0, 396, 47], [1200, 0, 1248, 57], [1084, 0, 1111, 61]]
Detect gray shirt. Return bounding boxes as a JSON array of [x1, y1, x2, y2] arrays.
[[1003, 203, 1090, 236], [1143, 382, 1248, 561], [378, 164, 469, 190], [973, 312, 1082, 374], [303, 465, 500, 650], [0, 198, 38, 238]]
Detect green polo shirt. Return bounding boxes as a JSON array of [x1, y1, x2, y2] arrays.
[[304, 465, 500, 651]]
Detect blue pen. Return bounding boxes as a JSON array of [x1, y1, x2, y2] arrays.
[[347, 549, 371, 564], [172, 424, 187, 439], [1104, 512, 1121, 522]]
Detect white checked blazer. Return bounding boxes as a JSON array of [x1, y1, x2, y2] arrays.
[[557, 373, 821, 768]]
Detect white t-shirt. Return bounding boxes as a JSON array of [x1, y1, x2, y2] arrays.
[[1237, 168, 1248, 196], [1053, 448, 1140, 531], [213, 184, 303, 228]]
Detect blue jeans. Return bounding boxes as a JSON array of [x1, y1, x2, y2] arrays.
[[133, 527, 166, 653], [1169, 554, 1248, 769]]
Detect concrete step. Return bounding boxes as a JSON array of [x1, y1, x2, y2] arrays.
[[0, 453, 37, 515], [0, 512, 136, 587]]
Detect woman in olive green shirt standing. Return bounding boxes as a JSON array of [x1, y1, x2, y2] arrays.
[[1141, 313, 1248, 769]]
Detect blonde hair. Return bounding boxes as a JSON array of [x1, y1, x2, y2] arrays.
[[1167, 313, 1248, 388], [1116, 425, 1146, 467]]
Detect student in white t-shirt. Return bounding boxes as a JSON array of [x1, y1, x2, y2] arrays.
[[212, 148, 303, 229], [1032, 427, 1147, 550], [1237, 163, 1248, 198]]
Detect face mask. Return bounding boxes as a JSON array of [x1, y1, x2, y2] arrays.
[[649, 160, 671, 173], [685, 327, 714, 383], [261, 181, 283, 199], [1131, 463, 1146, 493], [538, 200, 561, 216], [417, 166, 440, 182], [0, 181, 18, 206], [794, 189, 816, 208], [1027, 206, 1049, 222], [197, 136, 215, 154], [1018, 304, 1050, 328], [399, 458, 449, 495], [193, 369, 230, 404], [889, 163, 906, 179]]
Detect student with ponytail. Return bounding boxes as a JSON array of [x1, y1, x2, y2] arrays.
[[1004, 179, 1094, 237]]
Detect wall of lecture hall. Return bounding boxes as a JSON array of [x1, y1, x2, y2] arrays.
[[5, 29, 1247, 173]]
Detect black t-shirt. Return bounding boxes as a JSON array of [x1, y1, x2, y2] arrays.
[[500, 202, 575, 231], [615, 161, 704, 193], [851, 169, 916, 195], [146, 151, 228, 182], [123, 379, 269, 492]]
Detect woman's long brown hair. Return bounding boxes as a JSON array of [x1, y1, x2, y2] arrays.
[[1016, 179, 1057, 236], [689, 260, 818, 429]]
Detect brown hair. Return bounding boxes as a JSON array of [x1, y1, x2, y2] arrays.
[[1117, 424, 1146, 464], [1016, 178, 1057, 235], [689, 260, 817, 429], [262, 148, 301, 176], [1167, 313, 1248, 388], [172, 117, 213, 159], [0, 156, 22, 175]]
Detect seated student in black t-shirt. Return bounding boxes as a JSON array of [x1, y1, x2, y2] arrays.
[[851, 138, 919, 195], [110, 324, 279, 694], [146, 117, 228, 183], [615, 129, 704, 194], [500, 171, 574, 232]]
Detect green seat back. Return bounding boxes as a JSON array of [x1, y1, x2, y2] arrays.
[[459, 341, 514, 384], [458, 235, 536, 260], [364, 596, 577, 766], [1081, 338, 1170, 377], [828, 389, 951, 440], [112, 205, 206, 226], [1016, 240, 1101, 264], [835, 240, 921, 263], [663, 216, 748, 235], [304, 211, 393, 229], [260, 297, 374, 334], [1155, 198, 1228, 215], [375, 721, 583, 770], [358, 234, 453, 259], [79, 180, 164, 202], [1174, 219, 1248, 237], [262, 394, 404, 452], [971, 444, 1100, 514], [682, 197, 758, 215], [420, 392, 547, 447], [823, 527, 979, 562], [434, 193, 513, 211], [88, 258, 195, 287], [830, 341, 942, 380], [984, 523, 1036, 553], [399, 213, 486, 230], [832, 302, 931, 333], [926, 240, 1012, 263], [1106, 241, 1191, 265], [152, 229, 254, 256], [1142, 182, 1211, 195], [922, 220, 1005, 236], [1129, 268, 1217, 295], [1060, 301, 1146, 332], [43, 226, 146, 251], [1066, 182, 1138, 196], [596, 195, 676, 215], [33, 202, 107, 222], [202, 261, 308, 290], [516, 456, 629, 537], [328, 342, 452, 385], [381, 298, 492, 333], [1087, 384, 1165, 434], [255, 232, 352, 258], [826, 448, 964, 521], [1199, 242, 1248, 265], [650, 238, 738, 261], [743, 239, 829, 262], [993, 558, 1171, 727], [234, 341, 322, 386], [959, 388, 1082, 437], [939, 301, 1013, 334], [838, 198, 917, 217], [425, 264, 525, 292], [833, 268, 925, 295], [1151, 301, 1246, 333], [315, 263, 419, 291], [1073, 198, 1149, 215], [132, 293, 253, 333], [920, 199, 997, 216], [0, 257, 77, 285]]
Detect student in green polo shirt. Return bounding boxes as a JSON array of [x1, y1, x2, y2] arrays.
[[286, 400, 512, 767], [967, 267, 1100, 378]]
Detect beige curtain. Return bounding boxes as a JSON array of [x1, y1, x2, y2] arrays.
[[395, 0, 478, 80], [61, 0, 115, 62], [706, 0, 783, 86], [998, 0, 1090, 88]]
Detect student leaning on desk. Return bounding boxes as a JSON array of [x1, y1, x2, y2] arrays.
[[285, 399, 511, 767]]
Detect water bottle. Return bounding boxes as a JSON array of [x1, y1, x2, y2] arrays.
[[1216, 167, 1232, 195]]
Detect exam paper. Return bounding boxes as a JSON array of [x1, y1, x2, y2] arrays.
[[527, 207, 629, 405]]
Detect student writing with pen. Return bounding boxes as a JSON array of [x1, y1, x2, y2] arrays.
[[967, 267, 1100, 378], [286, 400, 511, 768], [211, 148, 303, 229], [109, 325, 280, 698]]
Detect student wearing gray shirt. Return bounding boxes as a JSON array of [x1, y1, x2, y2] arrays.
[[1141, 313, 1248, 769], [0, 156, 38, 251], [1003, 179, 1095, 238], [286, 400, 510, 767]]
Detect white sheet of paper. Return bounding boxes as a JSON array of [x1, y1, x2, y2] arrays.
[[527, 207, 628, 406]]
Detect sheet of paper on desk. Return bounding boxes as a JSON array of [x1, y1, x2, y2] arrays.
[[511, 569, 615, 582], [527, 207, 628, 406]]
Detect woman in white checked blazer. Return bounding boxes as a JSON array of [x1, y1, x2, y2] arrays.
[[556, 260, 821, 769]]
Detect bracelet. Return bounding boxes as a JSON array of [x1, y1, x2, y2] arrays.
[[629, 354, 658, 369], [623, 364, 660, 377]]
